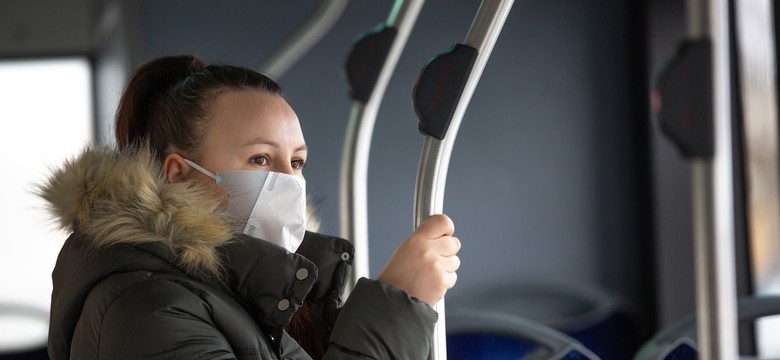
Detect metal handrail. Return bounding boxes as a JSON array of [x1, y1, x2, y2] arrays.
[[340, 0, 426, 292], [412, 1, 514, 358], [687, 1, 739, 358]]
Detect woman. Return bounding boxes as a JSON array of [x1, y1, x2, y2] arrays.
[[39, 55, 461, 359]]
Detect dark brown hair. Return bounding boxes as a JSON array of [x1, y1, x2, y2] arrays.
[[286, 304, 326, 357], [115, 55, 282, 161]]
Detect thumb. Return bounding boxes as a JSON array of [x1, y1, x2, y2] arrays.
[[416, 214, 455, 238]]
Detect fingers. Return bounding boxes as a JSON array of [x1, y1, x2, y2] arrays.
[[441, 253, 461, 273], [434, 235, 461, 256], [431, 262, 459, 305], [431, 248, 461, 302], [377, 213, 461, 306], [417, 214, 455, 238], [443, 270, 458, 290]]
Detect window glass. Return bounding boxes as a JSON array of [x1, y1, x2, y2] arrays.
[[0, 58, 92, 351]]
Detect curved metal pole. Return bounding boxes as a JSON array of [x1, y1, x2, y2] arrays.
[[414, 1, 514, 359], [340, 0, 426, 293], [259, 0, 349, 80]]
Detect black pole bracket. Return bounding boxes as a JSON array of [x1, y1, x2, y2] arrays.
[[413, 43, 478, 140], [655, 39, 714, 159], [345, 25, 398, 103]]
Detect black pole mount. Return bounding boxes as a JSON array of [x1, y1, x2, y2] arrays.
[[413, 43, 478, 140], [655, 39, 714, 159], [345, 25, 398, 103]]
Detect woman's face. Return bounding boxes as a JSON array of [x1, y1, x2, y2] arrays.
[[196, 89, 307, 178]]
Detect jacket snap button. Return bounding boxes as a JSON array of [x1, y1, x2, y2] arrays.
[[296, 268, 309, 280], [277, 299, 290, 311], [341, 252, 350, 261]]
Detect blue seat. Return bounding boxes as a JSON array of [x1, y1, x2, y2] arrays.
[[448, 280, 639, 359], [447, 307, 601, 359], [634, 295, 780, 359]]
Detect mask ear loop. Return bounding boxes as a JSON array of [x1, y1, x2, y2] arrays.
[[183, 159, 217, 180]]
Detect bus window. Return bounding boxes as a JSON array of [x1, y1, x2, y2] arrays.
[[0, 58, 92, 353]]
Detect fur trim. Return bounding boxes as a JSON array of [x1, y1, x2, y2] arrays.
[[38, 145, 321, 274], [37, 146, 233, 274], [305, 200, 321, 234]]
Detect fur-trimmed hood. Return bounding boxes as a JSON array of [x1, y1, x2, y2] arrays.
[[38, 145, 319, 274], [41, 146, 358, 359]]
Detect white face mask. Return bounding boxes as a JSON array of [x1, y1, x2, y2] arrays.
[[184, 159, 307, 253]]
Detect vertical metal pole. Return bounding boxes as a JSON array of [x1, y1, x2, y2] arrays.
[[414, 1, 514, 359], [688, 0, 739, 358]]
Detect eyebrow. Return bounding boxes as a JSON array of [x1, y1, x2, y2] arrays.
[[241, 137, 308, 152]]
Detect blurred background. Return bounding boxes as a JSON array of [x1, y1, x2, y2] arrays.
[[1, 0, 779, 359]]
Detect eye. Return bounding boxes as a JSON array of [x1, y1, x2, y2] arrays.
[[250, 155, 270, 166], [291, 159, 306, 170]]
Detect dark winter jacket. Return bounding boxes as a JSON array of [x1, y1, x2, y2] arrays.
[[39, 146, 437, 359]]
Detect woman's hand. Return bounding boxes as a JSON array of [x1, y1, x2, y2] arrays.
[[377, 214, 461, 307]]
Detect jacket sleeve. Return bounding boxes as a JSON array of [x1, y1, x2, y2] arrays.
[[323, 278, 438, 360], [94, 278, 242, 360]]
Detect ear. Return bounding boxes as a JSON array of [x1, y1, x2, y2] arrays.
[[163, 153, 188, 183]]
